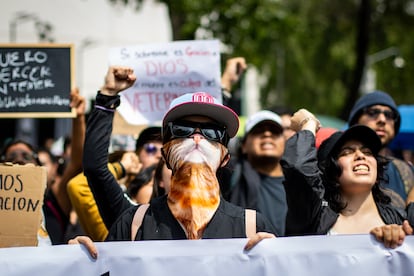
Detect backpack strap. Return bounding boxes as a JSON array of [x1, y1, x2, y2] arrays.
[[245, 209, 256, 238], [131, 205, 256, 239], [131, 204, 150, 241], [391, 158, 414, 194]]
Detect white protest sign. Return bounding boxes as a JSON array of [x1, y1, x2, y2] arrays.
[[109, 40, 221, 125]]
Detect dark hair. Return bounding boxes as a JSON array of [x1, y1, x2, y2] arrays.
[[37, 147, 67, 176], [152, 158, 167, 198], [63, 136, 72, 153], [56, 156, 67, 176], [0, 139, 41, 165], [127, 164, 157, 199], [320, 154, 390, 212], [135, 127, 162, 152]]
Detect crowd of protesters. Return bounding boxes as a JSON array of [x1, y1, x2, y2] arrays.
[[1, 57, 413, 258]]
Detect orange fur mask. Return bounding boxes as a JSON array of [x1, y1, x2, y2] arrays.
[[163, 137, 229, 239]]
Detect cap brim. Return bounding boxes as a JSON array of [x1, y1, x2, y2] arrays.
[[163, 102, 239, 138], [246, 120, 283, 135], [332, 125, 382, 156]]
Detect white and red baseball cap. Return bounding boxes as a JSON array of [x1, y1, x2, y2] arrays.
[[244, 110, 283, 134], [162, 92, 239, 138]]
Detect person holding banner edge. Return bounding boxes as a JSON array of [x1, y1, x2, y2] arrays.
[[69, 66, 276, 258], [281, 108, 414, 248]]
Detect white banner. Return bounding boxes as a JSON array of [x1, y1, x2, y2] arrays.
[[108, 40, 221, 126], [1, 235, 414, 276]]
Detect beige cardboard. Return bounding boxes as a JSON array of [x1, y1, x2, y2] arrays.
[[112, 111, 148, 135], [0, 163, 47, 248]]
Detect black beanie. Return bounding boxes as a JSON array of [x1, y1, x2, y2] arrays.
[[348, 90, 401, 135]]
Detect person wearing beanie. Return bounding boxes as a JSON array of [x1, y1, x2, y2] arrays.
[[348, 90, 400, 147], [348, 91, 414, 204], [224, 110, 287, 236], [69, 66, 276, 258], [281, 108, 414, 249]]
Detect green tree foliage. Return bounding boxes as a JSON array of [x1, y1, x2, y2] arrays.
[[109, 0, 414, 119]]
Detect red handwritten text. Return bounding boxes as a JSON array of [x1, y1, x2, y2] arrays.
[[185, 46, 212, 57], [144, 59, 188, 76], [123, 91, 181, 113]]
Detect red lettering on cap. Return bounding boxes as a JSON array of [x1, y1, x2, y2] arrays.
[[192, 92, 214, 103]]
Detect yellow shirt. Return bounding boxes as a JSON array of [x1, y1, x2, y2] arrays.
[[67, 162, 124, 241]]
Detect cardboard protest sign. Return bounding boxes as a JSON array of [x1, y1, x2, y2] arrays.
[[0, 44, 75, 118], [0, 163, 47, 248], [109, 40, 221, 126], [112, 111, 148, 135]]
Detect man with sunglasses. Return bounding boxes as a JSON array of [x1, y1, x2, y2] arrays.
[[71, 66, 276, 257], [348, 90, 414, 204]]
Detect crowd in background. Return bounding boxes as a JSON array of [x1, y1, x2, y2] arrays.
[[1, 57, 413, 253]]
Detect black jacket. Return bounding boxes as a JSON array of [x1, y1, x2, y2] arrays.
[[227, 159, 261, 209], [106, 195, 275, 241], [83, 93, 134, 230], [226, 158, 286, 236], [281, 130, 410, 236], [84, 93, 276, 239]]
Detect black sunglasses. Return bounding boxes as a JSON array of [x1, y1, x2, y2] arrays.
[[363, 107, 397, 121], [164, 121, 229, 145], [3, 150, 37, 163]]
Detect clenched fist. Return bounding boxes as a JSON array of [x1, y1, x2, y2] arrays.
[[100, 66, 137, 96]]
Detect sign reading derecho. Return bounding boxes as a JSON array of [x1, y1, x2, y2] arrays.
[[0, 164, 47, 248], [109, 40, 221, 125], [0, 44, 74, 118]]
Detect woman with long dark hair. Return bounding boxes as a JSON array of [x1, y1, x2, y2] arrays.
[[281, 109, 413, 248]]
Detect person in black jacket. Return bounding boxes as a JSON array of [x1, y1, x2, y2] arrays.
[[69, 66, 276, 258], [281, 108, 413, 248], [225, 110, 287, 236]]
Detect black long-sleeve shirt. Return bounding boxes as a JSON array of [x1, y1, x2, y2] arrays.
[[84, 92, 276, 240]]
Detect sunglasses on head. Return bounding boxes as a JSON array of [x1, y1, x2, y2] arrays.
[[143, 143, 161, 155], [363, 107, 397, 121], [164, 121, 229, 145]]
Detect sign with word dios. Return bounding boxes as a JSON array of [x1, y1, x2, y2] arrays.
[[109, 40, 221, 126], [0, 163, 47, 247], [0, 44, 75, 118]]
